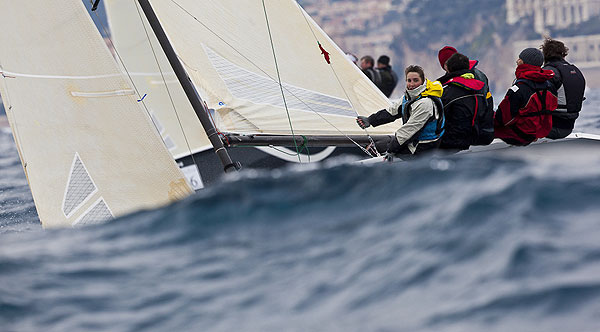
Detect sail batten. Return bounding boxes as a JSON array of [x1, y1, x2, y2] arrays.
[[147, 0, 399, 137]]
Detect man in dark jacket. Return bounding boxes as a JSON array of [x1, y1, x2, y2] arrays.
[[541, 38, 586, 139], [438, 46, 494, 145], [359, 55, 381, 85], [375, 55, 398, 97], [494, 48, 558, 146], [437, 53, 487, 151]]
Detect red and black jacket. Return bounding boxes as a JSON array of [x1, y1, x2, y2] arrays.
[[494, 64, 558, 146], [438, 69, 487, 150]]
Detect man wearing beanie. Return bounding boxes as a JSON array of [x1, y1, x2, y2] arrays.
[[494, 48, 558, 146], [437, 46, 494, 145]]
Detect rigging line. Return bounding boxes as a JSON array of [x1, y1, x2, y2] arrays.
[[170, 0, 374, 157], [295, 1, 380, 157], [132, 0, 200, 171], [261, 0, 302, 163], [86, 1, 165, 149]]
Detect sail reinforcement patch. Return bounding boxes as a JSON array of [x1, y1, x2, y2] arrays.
[[72, 198, 113, 226], [204, 47, 354, 117], [62, 153, 98, 218]]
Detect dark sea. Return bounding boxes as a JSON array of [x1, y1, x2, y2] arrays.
[[1, 91, 600, 332]]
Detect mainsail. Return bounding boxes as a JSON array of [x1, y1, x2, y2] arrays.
[[0, 0, 194, 228], [147, 0, 399, 137]]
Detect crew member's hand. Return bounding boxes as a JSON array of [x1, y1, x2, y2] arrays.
[[356, 116, 370, 129]]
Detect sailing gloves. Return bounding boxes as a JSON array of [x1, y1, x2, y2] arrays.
[[356, 116, 371, 129]]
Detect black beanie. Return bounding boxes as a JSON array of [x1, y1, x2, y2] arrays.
[[519, 48, 544, 67]]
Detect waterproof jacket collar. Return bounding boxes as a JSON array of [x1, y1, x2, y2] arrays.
[[405, 81, 427, 100], [515, 63, 555, 82], [447, 74, 485, 92], [405, 79, 443, 100], [437, 69, 470, 84], [438, 70, 484, 91]]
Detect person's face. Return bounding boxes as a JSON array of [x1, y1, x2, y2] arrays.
[[406, 72, 423, 90], [360, 59, 370, 70], [516, 58, 524, 66], [443, 62, 449, 73]]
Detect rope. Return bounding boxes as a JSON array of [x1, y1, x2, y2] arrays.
[[262, 0, 302, 163], [170, 0, 375, 158], [131, 0, 200, 169], [294, 1, 380, 157]]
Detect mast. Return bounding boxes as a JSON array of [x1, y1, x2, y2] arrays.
[[136, 0, 239, 173]]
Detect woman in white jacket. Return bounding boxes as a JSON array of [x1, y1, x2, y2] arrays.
[[357, 65, 445, 156]]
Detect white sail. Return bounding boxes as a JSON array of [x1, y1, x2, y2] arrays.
[[149, 0, 399, 136], [104, 0, 212, 160], [0, 0, 193, 228]]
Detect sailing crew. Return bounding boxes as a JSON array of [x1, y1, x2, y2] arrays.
[[375, 55, 399, 97], [437, 46, 494, 145], [541, 38, 586, 139], [494, 48, 558, 146], [437, 53, 488, 151], [360, 55, 381, 85], [356, 65, 445, 157]]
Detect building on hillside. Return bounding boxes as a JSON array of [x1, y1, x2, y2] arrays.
[[303, 0, 402, 60], [514, 35, 600, 87], [506, 0, 600, 34], [514, 34, 600, 68]]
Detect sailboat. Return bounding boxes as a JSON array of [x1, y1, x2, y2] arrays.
[[101, 0, 399, 184], [0, 0, 396, 227], [1, 0, 598, 228], [102, 0, 600, 171]]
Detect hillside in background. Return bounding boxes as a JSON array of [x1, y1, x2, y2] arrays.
[[300, 0, 600, 97]]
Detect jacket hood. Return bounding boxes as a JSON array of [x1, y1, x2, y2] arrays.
[[406, 79, 443, 100], [422, 79, 444, 98], [446, 73, 485, 92], [515, 63, 555, 82]]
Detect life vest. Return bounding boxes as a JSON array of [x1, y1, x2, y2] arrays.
[[402, 95, 445, 143], [510, 79, 558, 142], [545, 60, 585, 114]]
